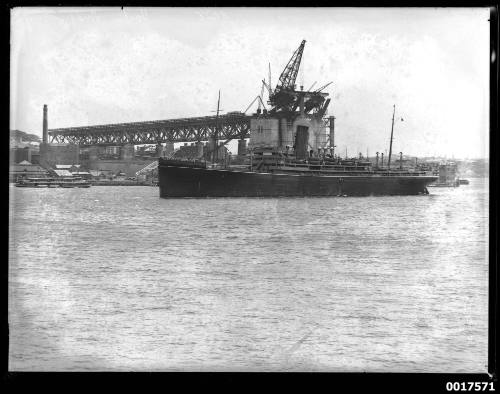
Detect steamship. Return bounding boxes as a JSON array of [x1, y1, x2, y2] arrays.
[[158, 40, 438, 198]]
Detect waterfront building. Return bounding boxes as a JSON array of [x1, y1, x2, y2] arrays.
[[9, 161, 49, 182]]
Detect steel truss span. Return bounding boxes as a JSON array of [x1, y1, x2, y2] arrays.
[[48, 114, 251, 146]]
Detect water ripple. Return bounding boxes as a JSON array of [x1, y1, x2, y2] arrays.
[[8, 179, 488, 372]]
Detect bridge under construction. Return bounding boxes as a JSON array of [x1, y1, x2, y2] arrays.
[[48, 113, 251, 146], [46, 40, 333, 150]]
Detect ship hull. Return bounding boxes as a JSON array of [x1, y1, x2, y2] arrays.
[[159, 163, 438, 198]]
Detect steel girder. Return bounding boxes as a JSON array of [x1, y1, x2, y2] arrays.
[[48, 114, 251, 146]]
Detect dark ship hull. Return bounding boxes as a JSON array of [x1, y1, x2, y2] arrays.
[[159, 159, 438, 198]]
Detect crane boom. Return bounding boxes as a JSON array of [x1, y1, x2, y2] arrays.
[[243, 96, 259, 114], [314, 81, 333, 93], [276, 40, 306, 91], [306, 81, 317, 91], [262, 79, 272, 94], [258, 81, 265, 111], [268, 62, 272, 95]]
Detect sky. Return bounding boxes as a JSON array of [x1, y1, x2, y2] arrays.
[[10, 7, 491, 158]]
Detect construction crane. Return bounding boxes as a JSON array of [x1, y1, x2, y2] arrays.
[[243, 40, 332, 120], [258, 80, 266, 112], [268, 62, 272, 96], [277, 39, 306, 91], [267, 39, 330, 117], [267, 40, 307, 113]]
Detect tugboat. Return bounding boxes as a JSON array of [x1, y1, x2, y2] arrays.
[[159, 40, 438, 198]]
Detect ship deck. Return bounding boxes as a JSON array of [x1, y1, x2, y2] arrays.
[[160, 160, 432, 178]]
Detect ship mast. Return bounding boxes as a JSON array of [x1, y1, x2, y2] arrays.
[[388, 104, 395, 169], [213, 90, 221, 163]]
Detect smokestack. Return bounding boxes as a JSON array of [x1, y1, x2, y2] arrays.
[[42, 104, 48, 143], [329, 116, 335, 156]]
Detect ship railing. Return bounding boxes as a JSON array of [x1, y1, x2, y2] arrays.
[[279, 166, 432, 177], [370, 170, 431, 176]]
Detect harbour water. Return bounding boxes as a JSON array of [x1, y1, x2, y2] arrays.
[[8, 178, 489, 372]]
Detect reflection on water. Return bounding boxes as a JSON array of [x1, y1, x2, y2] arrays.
[[8, 178, 488, 371]]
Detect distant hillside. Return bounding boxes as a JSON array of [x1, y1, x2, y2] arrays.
[[10, 130, 41, 143]]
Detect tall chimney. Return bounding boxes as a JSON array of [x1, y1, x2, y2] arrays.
[[329, 116, 335, 156], [42, 104, 48, 143]]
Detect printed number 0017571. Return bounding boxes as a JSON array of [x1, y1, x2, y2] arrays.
[[446, 382, 495, 391]]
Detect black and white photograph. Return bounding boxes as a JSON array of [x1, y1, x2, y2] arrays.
[[8, 7, 492, 375]]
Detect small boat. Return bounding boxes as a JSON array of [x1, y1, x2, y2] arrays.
[[15, 176, 92, 188], [459, 179, 470, 185], [59, 176, 92, 188], [15, 177, 52, 188]]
